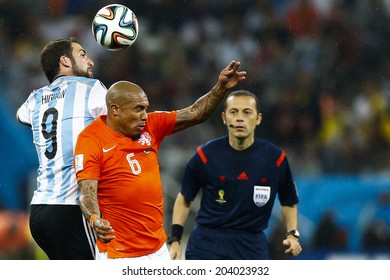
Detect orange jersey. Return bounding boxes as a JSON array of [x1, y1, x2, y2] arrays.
[[75, 112, 176, 258]]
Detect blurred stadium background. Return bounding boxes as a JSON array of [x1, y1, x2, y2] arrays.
[[1, 0, 390, 259]]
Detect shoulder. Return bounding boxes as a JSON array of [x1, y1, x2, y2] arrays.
[[20, 88, 41, 105], [80, 117, 104, 135], [195, 136, 227, 160], [59, 76, 106, 89], [256, 138, 289, 166], [146, 111, 177, 127], [80, 78, 107, 92], [67, 76, 99, 84], [257, 138, 283, 153], [200, 136, 227, 150]]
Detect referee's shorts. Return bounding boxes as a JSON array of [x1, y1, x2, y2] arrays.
[[185, 224, 269, 260]]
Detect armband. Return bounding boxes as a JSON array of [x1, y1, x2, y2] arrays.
[[89, 214, 99, 227], [167, 224, 184, 245]]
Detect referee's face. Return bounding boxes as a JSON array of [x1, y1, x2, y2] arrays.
[[222, 95, 262, 141]]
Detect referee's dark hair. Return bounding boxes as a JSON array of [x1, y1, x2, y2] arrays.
[[223, 90, 261, 114]]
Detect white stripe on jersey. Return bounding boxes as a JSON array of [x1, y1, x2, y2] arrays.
[[18, 76, 107, 205], [82, 213, 96, 258], [65, 83, 88, 204]]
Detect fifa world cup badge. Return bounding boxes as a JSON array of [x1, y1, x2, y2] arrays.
[[215, 189, 226, 204]]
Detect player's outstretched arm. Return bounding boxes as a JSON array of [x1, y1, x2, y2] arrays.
[[173, 60, 247, 133]]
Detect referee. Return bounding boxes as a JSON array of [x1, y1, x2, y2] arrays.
[[168, 90, 302, 260]]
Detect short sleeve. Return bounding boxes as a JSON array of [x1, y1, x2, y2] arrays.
[[277, 156, 299, 206], [180, 151, 206, 201], [88, 80, 108, 118], [74, 131, 102, 182]]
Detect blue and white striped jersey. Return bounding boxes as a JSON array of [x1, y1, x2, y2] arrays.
[[17, 76, 107, 205]]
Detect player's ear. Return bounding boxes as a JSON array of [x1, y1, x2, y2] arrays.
[[110, 103, 121, 116], [60, 55, 71, 67]]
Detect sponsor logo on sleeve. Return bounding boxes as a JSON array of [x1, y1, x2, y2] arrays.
[[75, 154, 84, 172]]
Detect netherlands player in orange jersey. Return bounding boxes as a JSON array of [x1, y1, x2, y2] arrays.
[[74, 60, 246, 259]]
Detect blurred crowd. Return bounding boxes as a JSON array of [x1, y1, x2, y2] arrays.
[[1, 0, 390, 258], [2, 0, 390, 176]]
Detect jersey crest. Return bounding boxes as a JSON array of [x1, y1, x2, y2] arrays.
[[138, 132, 152, 146], [253, 186, 270, 207]]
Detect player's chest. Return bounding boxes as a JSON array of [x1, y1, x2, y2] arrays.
[[101, 132, 159, 168]]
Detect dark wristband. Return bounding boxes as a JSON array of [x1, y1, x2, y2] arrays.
[[167, 224, 184, 245]]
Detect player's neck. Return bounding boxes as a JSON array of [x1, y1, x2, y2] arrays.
[[229, 136, 254, 151], [105, 116, 122, 136]]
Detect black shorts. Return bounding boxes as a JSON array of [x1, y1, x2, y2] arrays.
[[29, 204, 96, 260], [185, 225, 269, 260]]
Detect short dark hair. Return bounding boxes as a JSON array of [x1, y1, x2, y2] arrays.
[[223, 90, 261, 114], [40, 37, 79, 83]]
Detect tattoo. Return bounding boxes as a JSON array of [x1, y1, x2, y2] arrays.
[[79, 179, 100, 220], [174, 87, 226, 133]]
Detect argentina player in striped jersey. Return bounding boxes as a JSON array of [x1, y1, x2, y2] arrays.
[[16, 37, 107, 259]]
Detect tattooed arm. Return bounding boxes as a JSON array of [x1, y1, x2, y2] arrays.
[[79, 179, 115, 243], [173, 60, 247, 133]]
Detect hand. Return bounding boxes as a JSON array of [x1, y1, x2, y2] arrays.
[[169, 241, 182, 260], [93, 217, 116, 243], [283, 237, 302, 256], [217, 60, 247, 91]]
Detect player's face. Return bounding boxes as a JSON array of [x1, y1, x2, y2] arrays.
[[116, 93, 149, 139], [222, 95, 261, 140], [70, 43, 94, 78]]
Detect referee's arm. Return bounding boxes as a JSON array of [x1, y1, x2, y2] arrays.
[[281, 205, 302, 256], [169, 192, 191, 260]]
